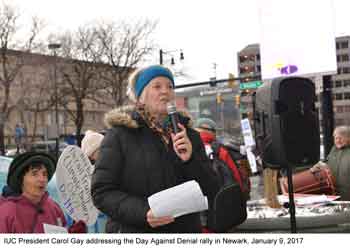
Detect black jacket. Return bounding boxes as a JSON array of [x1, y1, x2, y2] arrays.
[[91, 106, 219, 233]]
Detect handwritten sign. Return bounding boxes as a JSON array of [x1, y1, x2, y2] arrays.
[[56, 145, 98, 225]]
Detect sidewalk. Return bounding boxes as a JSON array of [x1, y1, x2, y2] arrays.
[[249, 175, 265, 201]]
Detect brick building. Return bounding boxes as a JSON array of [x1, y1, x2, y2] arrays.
[[0, 50, 119, 148]]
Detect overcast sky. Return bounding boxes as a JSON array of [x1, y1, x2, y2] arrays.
[[9, 0, 350, 85]]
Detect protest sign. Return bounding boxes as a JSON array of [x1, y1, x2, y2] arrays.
[[56, 145, 98, 225]]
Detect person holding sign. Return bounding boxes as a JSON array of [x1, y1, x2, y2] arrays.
[[91, 65, 218, 233], [0, 152, 67, 233]]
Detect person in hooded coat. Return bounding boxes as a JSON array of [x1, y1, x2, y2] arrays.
[[91, 65, 219, 233], [0, 152, 66, 233]]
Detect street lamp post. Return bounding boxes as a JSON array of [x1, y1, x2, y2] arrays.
[[48, 43, 61, 160], [159, 49, 184, 65]]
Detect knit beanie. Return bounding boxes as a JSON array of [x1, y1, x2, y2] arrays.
[[134, 65, 175, 98], [81, 130, 104, 157], [194, 118, 217, 132]]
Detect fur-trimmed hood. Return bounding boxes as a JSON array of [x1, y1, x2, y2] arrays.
[[104, 105, 193, 129]]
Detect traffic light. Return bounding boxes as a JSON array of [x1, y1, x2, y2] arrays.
[[228, 73, 236, 88], [234, 94, 240, 105], [210, 77, 217, 87]]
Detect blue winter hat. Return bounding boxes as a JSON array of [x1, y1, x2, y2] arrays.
[[135, 65, 175, 98]]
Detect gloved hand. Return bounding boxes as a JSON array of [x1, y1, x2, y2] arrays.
[[68, 220, 87, 233]]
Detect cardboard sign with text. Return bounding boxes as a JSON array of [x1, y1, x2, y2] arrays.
[[56, 145, 98, 225]]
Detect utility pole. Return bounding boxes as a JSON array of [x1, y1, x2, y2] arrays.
[[48, 43, 61, 160]]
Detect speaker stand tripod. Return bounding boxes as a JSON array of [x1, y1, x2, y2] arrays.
[[285, 163, 297, 233]]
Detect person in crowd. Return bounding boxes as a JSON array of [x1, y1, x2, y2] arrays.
[[325, 126, 350, 200], [194, 117, 249, 195], [81, 130, 107, 233], [0, 152, 86, 233], [0, 152, 67, 233], [91, 65, 218, 233], [14, 124, 25, 154], [81, 130, 104, 165]]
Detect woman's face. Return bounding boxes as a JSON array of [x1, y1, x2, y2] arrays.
[[22, 165, 48, 203], [140, 76, 175, 117], [334, 132, 349, 149]]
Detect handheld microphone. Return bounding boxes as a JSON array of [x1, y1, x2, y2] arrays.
[[167, 102, 180, 134]]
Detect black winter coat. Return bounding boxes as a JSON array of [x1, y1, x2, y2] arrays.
[[91, 106, 219, 233]]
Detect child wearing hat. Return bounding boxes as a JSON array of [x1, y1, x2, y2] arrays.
[[0, 152, 67, 233]]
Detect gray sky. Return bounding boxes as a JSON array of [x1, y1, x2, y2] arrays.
[[10, 0, 350, 84]]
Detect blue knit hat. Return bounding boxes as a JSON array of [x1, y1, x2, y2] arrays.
[[135, 65, 175, 97]]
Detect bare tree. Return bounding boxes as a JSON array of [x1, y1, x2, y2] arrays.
[[53, 26, 105, 146], [48, 20, 157, 146], [93, 19, 157, 107], [19, 64, 55, 143], [0, 3, 43, 154]]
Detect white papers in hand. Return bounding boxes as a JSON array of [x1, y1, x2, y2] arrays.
[[148, 180, 208, 218], [43, 223, 68, 233]]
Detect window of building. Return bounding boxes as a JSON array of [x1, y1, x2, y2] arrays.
[[336, 106, 344, 113], [341, 41, 349, 49], [337, 55, 340, 62], [344, 92, 350, 100], [344, 80, 350, 87], [335, 93, 343, 100], [344, 105, 350, 112], [343, 67, 350, 73], [335, 80, 342, 88], [256, 65, 261, 72], [342, 54, 349, 62], [336, 42, 340, 50], [338, 67, 342, 74]]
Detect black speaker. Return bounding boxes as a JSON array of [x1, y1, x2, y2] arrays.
[[253, 77, 320, 169]]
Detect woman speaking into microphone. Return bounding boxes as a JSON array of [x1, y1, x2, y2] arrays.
[[91, 65, 218, 233]]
